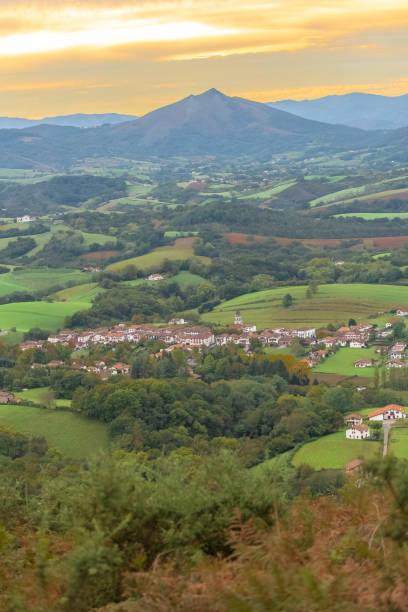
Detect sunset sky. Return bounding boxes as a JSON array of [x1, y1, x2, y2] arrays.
[[1, 0, 408, 117]]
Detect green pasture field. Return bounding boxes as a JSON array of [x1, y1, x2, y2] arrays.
[[0, 404, 109, 459], [312, 347, 378, 378], [107, 240, 210, 273], [201, 283, 408, 329], [389, 427, 408, 459], [171, 271, 205, 289], [0, 300, 91, 331], [310, 185, 367, 206], [239, 180, 296, 199], [372, 252, 391, 259], [0, 268, 92, 297], [164, 231, 198, 238], [0, 224, 114, 257], [52, 282, 103, 304], [317, 187, 408, 209], [15, 387, 72, 408], [335, 212, 408, 220], [305, 175, 345, 182], [292, 431, 381, 469], [263, 346, 295, 357], [253, 450, 293, 472]]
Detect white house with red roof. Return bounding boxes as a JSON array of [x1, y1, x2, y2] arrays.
[[346, 424, 370, 439], [345, 414, 363, 426], [368, 405, 407, 421]]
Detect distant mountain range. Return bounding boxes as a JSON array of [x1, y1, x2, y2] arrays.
[[0, 113, 138, 129], [0, 88, 407, 169], [267, 93, 408, 130]]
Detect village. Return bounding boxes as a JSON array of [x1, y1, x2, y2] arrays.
[[13, 306, 408, 387]]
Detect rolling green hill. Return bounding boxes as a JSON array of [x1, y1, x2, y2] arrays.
[[201, 283, 408, 329]]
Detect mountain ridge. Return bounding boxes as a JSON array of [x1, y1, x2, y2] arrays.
[[267, 92, 408, 130], [0, 88, 396, 168], [0, 113, 138, 130]]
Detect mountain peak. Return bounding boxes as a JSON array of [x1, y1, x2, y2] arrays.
[[199, 88, 225, 98]]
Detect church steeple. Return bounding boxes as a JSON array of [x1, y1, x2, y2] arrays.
[[234, 310, 243, 325]]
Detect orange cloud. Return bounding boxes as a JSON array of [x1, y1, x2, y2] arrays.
[[0, 0, 406, 60]]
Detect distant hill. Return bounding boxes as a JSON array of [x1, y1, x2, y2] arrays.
[[0, 113, 137, 130], [0, 175, 127, 215], [0, 88, 399, 169], [104, 88, 371, 158], [267, 93, 408, 130]]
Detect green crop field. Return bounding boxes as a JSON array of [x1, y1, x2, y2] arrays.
[[292, 431, 381, 469], [239, 180, 296, 199], [335, 212, 408, 220], [107, 238, 210, 273], [0, 300, 91, 331], [389, 427, 408, 459], [201, 283, 408, 329], [310, 185, 367, 206], [52, 282, 103, 304], [0, 268, 92, 297], [372, 252, 391, 259], [0, 404, 109, 459], [15, 387, 72, 408], [313, 347, 378, 378]]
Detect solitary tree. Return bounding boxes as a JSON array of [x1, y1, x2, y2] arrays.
[[282, 293, 293, 308]]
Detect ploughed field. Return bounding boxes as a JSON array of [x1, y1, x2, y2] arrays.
[[201, 284, 408, 329]]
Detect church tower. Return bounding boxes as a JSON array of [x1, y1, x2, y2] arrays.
[[234, 310, 243, 325]]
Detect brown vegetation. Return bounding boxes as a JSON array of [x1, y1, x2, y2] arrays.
[[223, 233, 269, 245]]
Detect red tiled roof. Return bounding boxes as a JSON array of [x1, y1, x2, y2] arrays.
[[368, 404, 405, 418]]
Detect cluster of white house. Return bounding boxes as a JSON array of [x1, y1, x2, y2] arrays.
[[345, 404, 407, 439], [354, 341, 408, 369]]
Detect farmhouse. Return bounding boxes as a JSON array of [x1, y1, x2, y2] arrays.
[[368, 404, 407, 421], [397, 308, 408, 317], [345, 414, 363, 426], [0, 392, 20, 404], [354, 358, 373, 368], [346, 424, 370, 440], [19, 340, 44, 351], [386, 359, 405, 369], [112, 363, 130, 375], [16, 215, 36, 223], [349, 340, 366, 349], [147, 273, 164, 281], [389, 342, 406, 359]]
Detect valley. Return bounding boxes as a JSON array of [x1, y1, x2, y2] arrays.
[[2, 88, 408, 611]]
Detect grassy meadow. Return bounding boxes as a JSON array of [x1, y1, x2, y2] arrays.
[[335, 212, 408, 220], [107, 238, 210, 273], [15, 387, 72, 408], [201, 283, 408, 329], [389, 427, 408, 459], [171, 271, 205, 288], [52, 282, 103, 304], [0, 268, 92, 297], [312, 347, 378, 378], [0, 404, 109, 459], [0, 300, 91, 331], [292, 431, 381, 469]]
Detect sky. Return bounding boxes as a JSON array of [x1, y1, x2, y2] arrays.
[[1, 0, 408, 117]]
